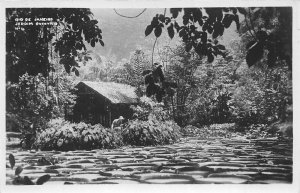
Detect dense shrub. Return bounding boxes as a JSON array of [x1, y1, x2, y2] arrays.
[[34, 118, 123, 151], [122, 119, 181, 146], [229, 64, 292, 129], [125, 96, 181, 146], [130, 96, 172, 122], [209, 93, 233, 124], [7, 73, 76, 134], [35, 115, 182, 150]]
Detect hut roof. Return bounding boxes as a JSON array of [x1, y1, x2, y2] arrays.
[[78, 81, 138, 104]]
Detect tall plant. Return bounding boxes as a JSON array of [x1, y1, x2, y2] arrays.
[[6, 72, 76, 133]]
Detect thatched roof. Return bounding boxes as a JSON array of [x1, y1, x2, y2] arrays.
[[78, 81, 138, 104]]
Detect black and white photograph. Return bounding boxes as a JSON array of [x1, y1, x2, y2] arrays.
[[2, 0, 299, 192]]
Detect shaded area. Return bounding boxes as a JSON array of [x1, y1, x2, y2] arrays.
[[72, 81, 137, 126]]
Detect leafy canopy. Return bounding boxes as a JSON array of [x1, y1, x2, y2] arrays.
[[145, 8, 240, 63], [240, 7, 292, 69], [145, 7, 292, 69], [6, 8, 104, 82]]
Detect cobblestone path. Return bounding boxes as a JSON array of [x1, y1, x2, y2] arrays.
[[6, 136, 293, 184]]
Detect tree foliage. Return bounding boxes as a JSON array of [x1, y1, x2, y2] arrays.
[[145, 8, 240, 63], [239, 7, 292, 69], [186, 54, 236, 126], [229, 62, 292, 127], [145, 7, 292, 70], [164, 44, 201, 126], [6, 72, 76, 133], [108, 49, 152, 97], [6, 8, 104, 82]]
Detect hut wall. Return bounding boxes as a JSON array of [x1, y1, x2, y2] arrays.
[[71, 82, 136, 127], [72, 83, 112, 127]]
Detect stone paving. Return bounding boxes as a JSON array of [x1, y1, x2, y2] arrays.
[[6, 136, 293, 184]]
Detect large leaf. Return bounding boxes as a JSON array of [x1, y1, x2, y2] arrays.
[[183, 14, 189, 25], [91, 39, 95, 47], [237, 7, 247, 15], [151, 17, 159, 27], [99, 39, 104, 46], [154, 26, 162, 37], [234, 14, 240, 30], [174, 21, 180, 32], [170, 8, 182, 19], [36, 174, 51, 185], [195, 43, 203, 56], [167, 24, 175, 39], [23, 176, 35, 185], [9, 154, 15, 169], [231, 8, 238, 14], [193, 8, 203, 23], [145, 25, 153, 37], [63, 63, 71, 73], [256, 30, 268, 42], [158, 14, 165, 22], [217, 44, 226, 50], [222, 14, 234, 28], [246, 42, 264, 67], [212, 21, 224, 38], [15, 166, 23, 176]]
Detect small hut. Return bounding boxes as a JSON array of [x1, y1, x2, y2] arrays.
[[71, 81, 138, 127]]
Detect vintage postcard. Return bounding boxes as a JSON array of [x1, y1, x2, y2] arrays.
[[1, 0, 299, 193]]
